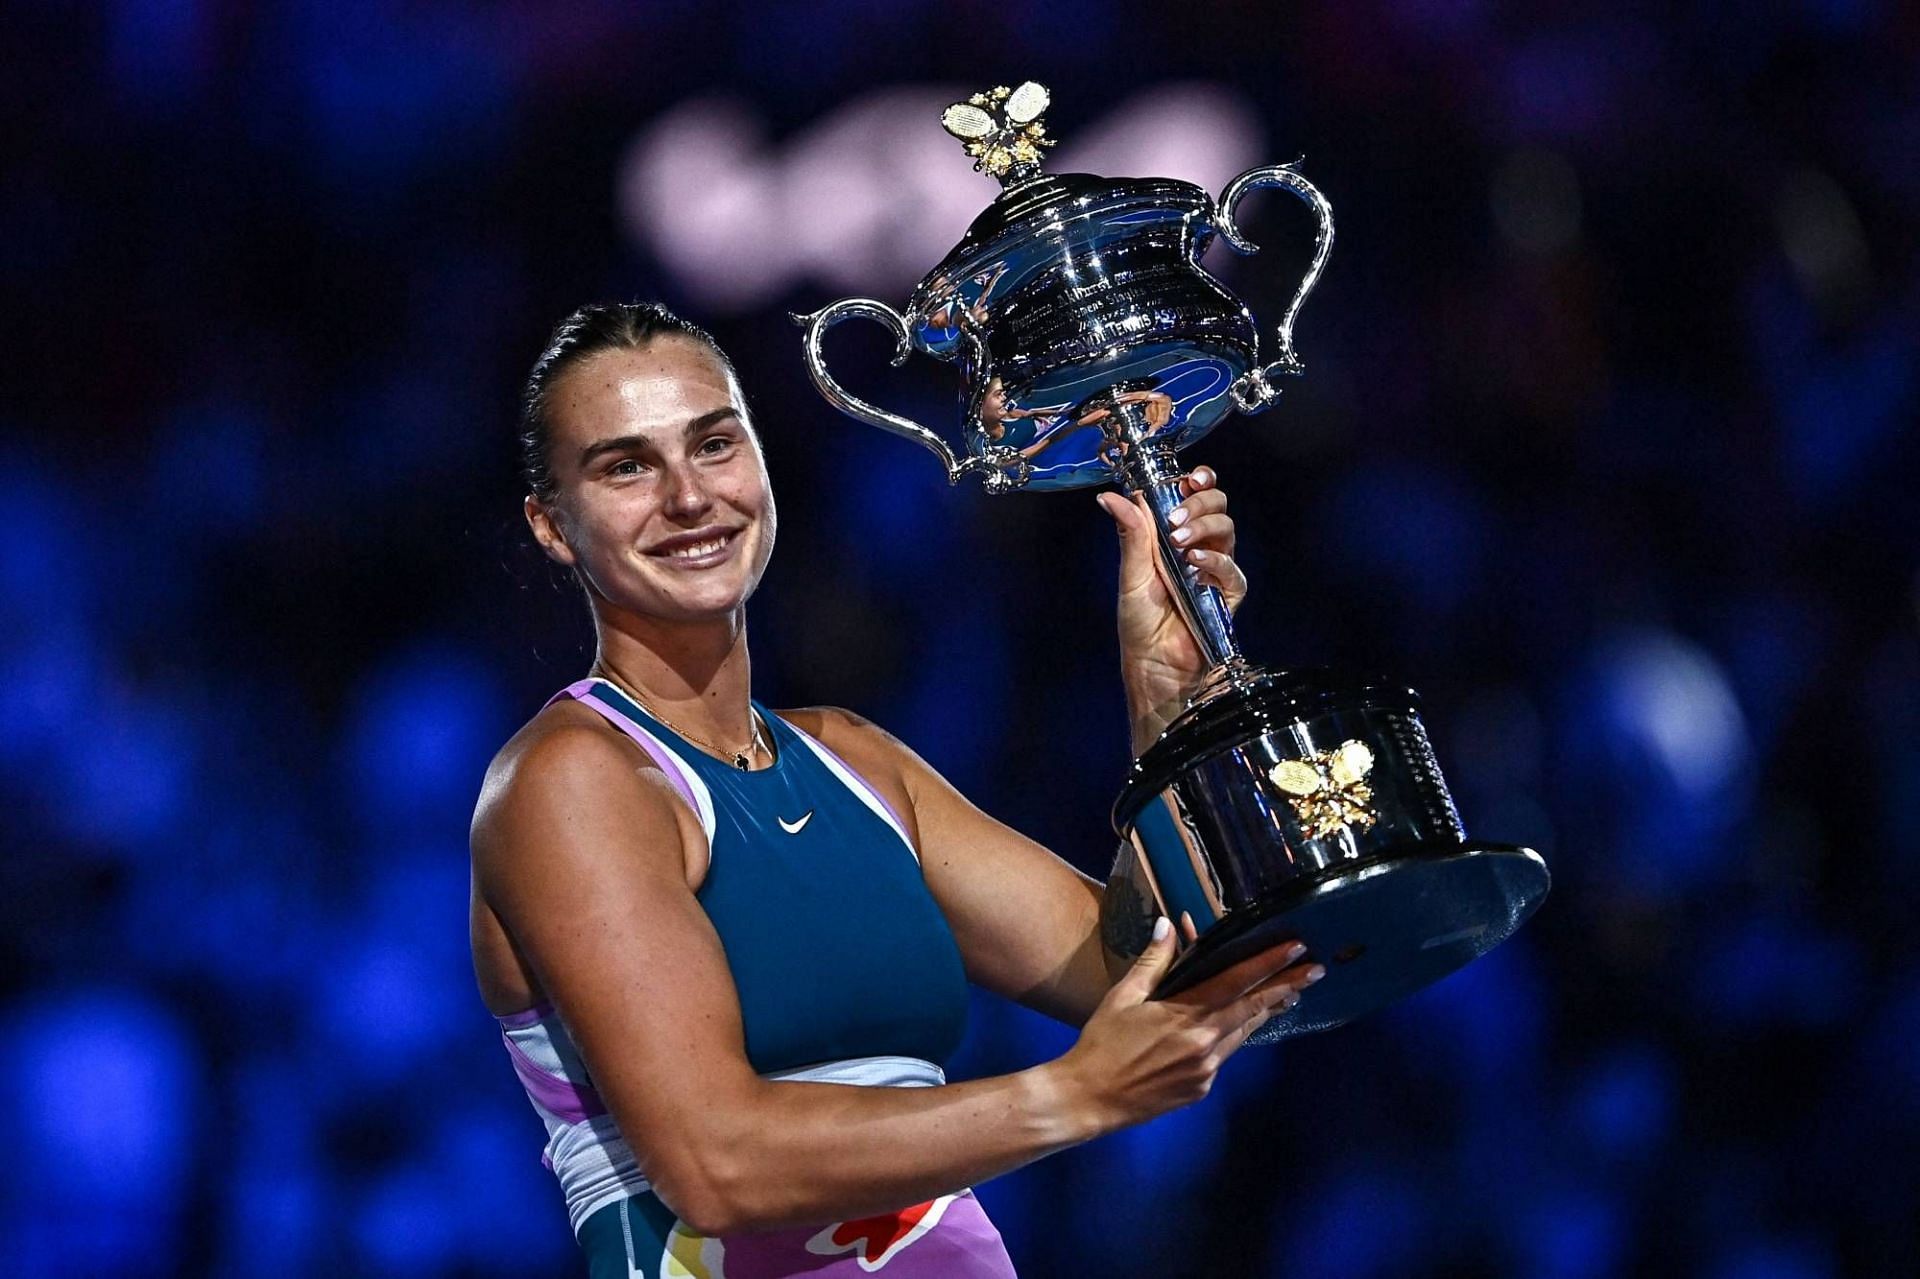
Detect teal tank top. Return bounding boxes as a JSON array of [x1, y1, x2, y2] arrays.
[[550, 678, 971, 1074]]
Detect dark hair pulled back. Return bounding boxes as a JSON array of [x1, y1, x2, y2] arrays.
[[518, 300, 737, 503]]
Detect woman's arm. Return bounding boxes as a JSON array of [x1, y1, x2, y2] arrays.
[[472, 717, 1312, 1236]]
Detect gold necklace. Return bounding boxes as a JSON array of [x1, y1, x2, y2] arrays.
[[591, 665, 767, 770]]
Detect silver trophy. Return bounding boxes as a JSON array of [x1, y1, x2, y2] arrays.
[[796, 83, 1548, 1039]]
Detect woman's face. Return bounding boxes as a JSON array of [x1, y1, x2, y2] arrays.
[[525, 336, 776, 624]]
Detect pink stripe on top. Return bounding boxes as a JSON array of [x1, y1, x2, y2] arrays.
[[501, 1029, 606, 1126], [544, 678, 702, 816], [497, 1001, 552, 1030]]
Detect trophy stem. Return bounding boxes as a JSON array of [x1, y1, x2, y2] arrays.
[[1101, 396, 1244, 673]]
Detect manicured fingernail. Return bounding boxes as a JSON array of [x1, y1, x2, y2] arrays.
[[1285, 943, 1307, 962], [1304, 965, 1326, 984], [1168, 506, 1189, 526], [1152, 916, 1171, 942], [1187, 548, 1207, 563], [1171, 527, 1191, 544]]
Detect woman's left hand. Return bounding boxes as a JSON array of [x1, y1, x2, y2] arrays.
[[1095, 466, 1248, 754]]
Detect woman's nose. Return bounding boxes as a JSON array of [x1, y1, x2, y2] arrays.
[[662, 463, 715, 519]]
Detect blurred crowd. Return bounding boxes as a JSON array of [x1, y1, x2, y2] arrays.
[[1, 1, 1915, 1275]]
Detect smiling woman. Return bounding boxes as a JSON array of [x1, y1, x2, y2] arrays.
[[468, 301, 1319, 1278], [517, 304, 777, 629]]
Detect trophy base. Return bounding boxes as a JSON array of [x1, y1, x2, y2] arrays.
[[1152, 842, 1549, 1043]]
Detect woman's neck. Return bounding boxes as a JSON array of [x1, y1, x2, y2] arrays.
[[589, 606, 755, 747]]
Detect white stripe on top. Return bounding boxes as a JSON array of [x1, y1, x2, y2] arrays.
[[786, 726, 920, 863]]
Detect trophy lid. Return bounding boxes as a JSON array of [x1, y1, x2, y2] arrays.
[[941, 170, 1213, 261], [909, 82, 1217, 323]]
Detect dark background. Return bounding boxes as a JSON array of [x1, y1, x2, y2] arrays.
[[3, 2, 1917, 1276]]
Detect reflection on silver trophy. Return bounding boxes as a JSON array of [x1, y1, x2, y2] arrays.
[[796, 82, 1548, 1040]]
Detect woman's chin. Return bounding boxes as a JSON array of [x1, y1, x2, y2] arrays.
[[590, 544, 768, 627], [613, 575, 755, 625]]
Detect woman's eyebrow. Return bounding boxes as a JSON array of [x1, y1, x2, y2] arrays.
[[577, 433, 652, 467], [681, 407, 741, 437]]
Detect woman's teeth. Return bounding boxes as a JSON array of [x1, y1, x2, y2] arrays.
[[666, 534, 730, 559]]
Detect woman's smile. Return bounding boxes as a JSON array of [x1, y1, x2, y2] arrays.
[[646, 523, 745, 569]]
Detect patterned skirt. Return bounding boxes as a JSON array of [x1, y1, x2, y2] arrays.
[[577, 1185, 1019, 1278]]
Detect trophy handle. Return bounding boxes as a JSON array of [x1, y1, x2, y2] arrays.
[[1214, 161, 1336, 415], [793, 299, 1015, 487]]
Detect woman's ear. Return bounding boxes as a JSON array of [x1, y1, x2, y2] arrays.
[[524, 494, 577, 567]]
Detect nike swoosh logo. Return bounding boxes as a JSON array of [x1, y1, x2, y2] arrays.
[[778, 811, 814, 835]]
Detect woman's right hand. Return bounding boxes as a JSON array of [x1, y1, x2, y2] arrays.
[[1049, 918, 1324, 1133]]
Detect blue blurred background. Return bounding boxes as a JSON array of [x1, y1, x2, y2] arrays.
[[3, 1, 1916, 1275]]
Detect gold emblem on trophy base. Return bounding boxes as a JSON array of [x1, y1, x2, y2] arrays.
[[1269, 741, 1378, 840]]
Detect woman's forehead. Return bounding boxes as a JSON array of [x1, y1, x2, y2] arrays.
[[550, 339, 741, 440]]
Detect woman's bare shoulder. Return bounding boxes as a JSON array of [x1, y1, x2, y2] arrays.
[[776, 705, 918, 770], [476, 697, 624, 810], [470, 697, 687, 877]]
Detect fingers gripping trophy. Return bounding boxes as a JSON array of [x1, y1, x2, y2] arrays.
[[796, 83, 1549, 1041]]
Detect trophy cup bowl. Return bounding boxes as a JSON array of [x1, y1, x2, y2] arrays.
[[796, 83, 1548, 1041]]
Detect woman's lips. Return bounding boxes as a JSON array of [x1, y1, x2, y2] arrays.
[[647, 527, 741, 569]]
